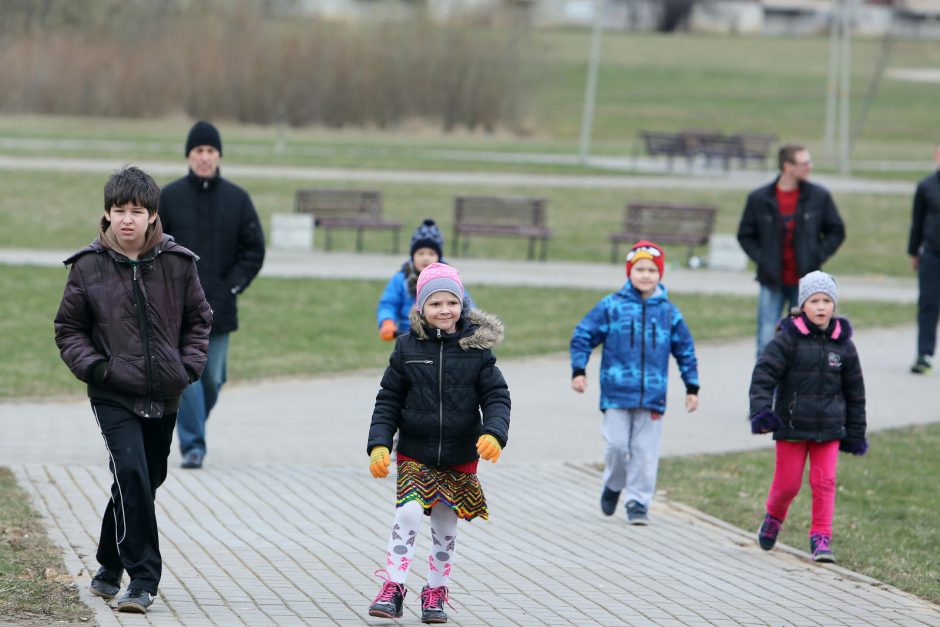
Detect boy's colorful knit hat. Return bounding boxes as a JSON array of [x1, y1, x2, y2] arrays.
[[185, 120, 223, 156], [625, 240, 665, 278], [415, 262, 464, 311], [798, 270, 838, 309], [410, 219, 444, 258]]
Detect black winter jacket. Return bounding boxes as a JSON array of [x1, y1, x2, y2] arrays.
[[159, 170, 265, 334], [907, 171, 940, 256], [54, 221, 212, 419], [737, 179, 846, 286], [367, 308, 511, 468], [749, 314, 866, 446]]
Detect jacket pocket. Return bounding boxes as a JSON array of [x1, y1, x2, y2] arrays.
[[155, 355, 190, 397]]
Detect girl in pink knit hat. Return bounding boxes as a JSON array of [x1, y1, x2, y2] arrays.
[[365, 262, 511, 623]]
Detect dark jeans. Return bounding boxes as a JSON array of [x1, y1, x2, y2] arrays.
[[918, 249, 940, 357], [91, 400, 176, 594]]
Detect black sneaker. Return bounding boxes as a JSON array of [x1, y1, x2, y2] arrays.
[[181, 451, 204, 469], [368, 573, 407, 619], [911, 355, 933, 374], [89, 565, 123, 599], [600, 486, 621, 516], [625, 500, 649, 525], [420, 584, 454, 624], [116, 588, 154, 613], [810, 534, 835, 563], [757, 512, 783, 551]]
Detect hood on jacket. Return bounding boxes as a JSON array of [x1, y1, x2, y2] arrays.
[[408, 306, 505, 350], [781, 313, 853, 343], [617, 281, 667, 302], [96, 212, 166, 260]]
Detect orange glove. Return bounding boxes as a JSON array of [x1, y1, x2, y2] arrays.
[[379, 320, 397, 341], [476, 434, 502, 463], [369, 446, 391, 478]]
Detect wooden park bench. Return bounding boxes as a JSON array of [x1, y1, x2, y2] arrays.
[[735, 132, 777, 169], [453, 195, 552, 261], [609, 202, 718, 264], [639, 131, 689, 170], [294, 188, 402, 252]]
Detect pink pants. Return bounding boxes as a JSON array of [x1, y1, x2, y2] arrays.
[[765, 439, 840, 538]]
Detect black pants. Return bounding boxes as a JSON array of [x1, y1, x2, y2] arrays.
[[918, 248, 940, 357], [91, 400, 176, 594]]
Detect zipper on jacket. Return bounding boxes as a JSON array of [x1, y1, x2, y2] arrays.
[[404, 359, 434, 365], [436, 328, 444, 466], [640, 300, 647, 405], [132, 264, 155, 417], [651, 319, 657, 349], [630, 320, 635, 348]]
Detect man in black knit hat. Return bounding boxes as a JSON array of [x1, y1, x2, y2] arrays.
[[158, 121, 266, 469]]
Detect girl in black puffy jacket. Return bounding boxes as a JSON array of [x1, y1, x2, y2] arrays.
[[749, 271, 867, 565], [365, 263, 510, 623]]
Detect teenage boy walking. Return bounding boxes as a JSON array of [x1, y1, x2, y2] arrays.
[[54, 166, 212, 613]]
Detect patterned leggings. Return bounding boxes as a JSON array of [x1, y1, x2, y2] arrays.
[[384, 500, 458, 587]]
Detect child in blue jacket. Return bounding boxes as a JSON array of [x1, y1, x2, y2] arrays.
[[377, 219, 473, 340], [570, 240, 700, 524]]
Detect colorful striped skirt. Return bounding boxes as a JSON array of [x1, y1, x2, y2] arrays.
[[396, 459, 488, 521]]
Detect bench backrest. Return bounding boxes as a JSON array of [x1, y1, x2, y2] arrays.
[[640, 131, 685, 155], [294, 189, 383, 219], [624, 203, 717, 244], [735, 132, 777, 158], [455, 196, 548, 227]]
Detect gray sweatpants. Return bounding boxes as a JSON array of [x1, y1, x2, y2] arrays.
[[602, 408, 663, 508]]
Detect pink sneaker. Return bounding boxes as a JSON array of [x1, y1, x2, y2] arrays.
[[368, 570, 407, 619]]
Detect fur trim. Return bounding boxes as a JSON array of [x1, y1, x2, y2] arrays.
[[839, 438, 868, 456], [751, 410, 784, 434], [408, 305, 504, 350]]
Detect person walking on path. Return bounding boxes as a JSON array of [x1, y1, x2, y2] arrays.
[[907, 142, 940, 375], [737, 144, 846, 355], [570, 241, 699, 525], [376, 219, 472, 341], [54, 166, 212, 613], [749, 271, 867, 564], [158, 121, 265, 469], [366, 262, 510, 623]]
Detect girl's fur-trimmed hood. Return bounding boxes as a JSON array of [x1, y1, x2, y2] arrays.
[[408, 306, 505, 350]]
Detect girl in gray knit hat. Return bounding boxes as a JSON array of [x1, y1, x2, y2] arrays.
[[748, 270, 868, 564]]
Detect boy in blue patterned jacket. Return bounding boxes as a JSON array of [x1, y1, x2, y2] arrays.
[[570, 240, 700, 524]]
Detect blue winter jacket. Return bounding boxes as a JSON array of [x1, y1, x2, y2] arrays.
[[376, 262, 474, 334], [570, 282, 699, 413]]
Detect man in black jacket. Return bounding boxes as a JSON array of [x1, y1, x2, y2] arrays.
[[737, 144, 845, 355], [907, 142, 940, 374], [159, 121, 266, 468]]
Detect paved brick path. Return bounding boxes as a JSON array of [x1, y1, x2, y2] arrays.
[[14, 462, 940, 626]]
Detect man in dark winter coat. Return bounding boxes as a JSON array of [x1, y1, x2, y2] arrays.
[[907, 142, 940, 375], [55, 166, 212, 613], [159, 121, 265, 469], [737, 144, 845, 355]]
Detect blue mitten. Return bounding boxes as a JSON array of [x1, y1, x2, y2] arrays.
[[750, 410, 783, 434], [839, 439, 869, 456]]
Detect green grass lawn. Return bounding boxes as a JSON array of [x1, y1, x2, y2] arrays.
[[1, 264, 914, 399], [658, 422, 940, 604], [0, 468, 91, 623], [0, 167, 919, 277], [1, 31, 939, 168]]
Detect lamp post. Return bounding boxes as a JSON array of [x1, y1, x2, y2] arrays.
[[578, 0, 604, 165]]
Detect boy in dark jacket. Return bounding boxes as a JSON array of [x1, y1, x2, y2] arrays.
[[749, 271, 867, 564], [366, 263, 510, 623], [54, 166, 212, 613]]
